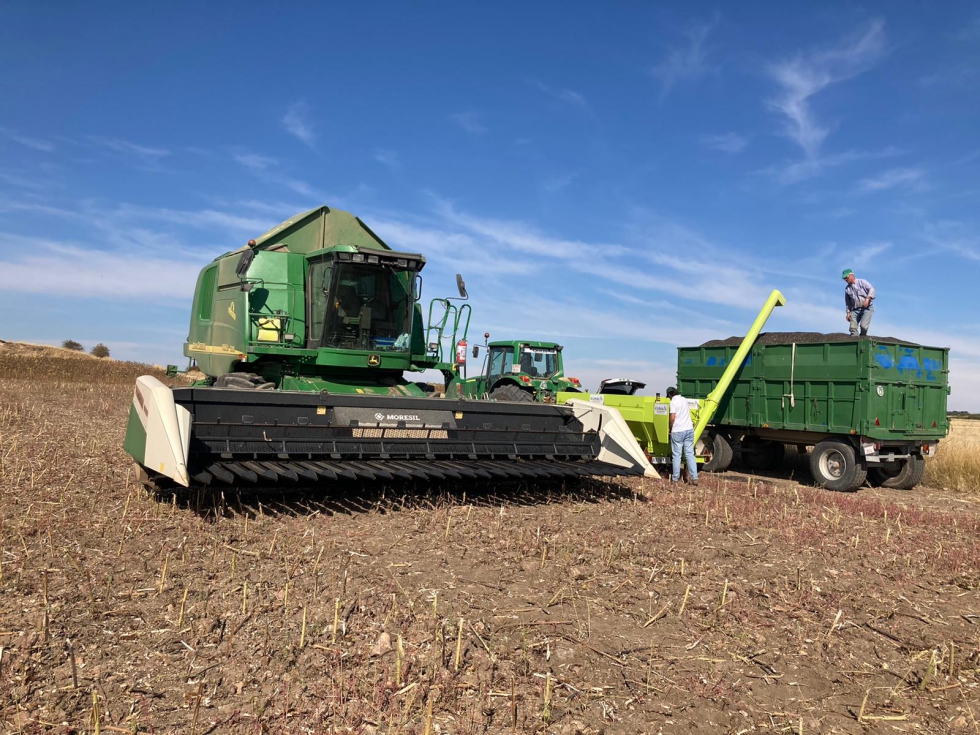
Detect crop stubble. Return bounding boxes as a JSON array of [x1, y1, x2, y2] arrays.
[[1, 354, 980, 733]]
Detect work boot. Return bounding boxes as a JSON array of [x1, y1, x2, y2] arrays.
[[691, 478, 699, 486]]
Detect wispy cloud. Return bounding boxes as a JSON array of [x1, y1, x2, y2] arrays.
[[956, 15, 980, 42], [857, 167, 925, 192], [848, 241, 891, 268], [374, 149, 399, 166], [701, 132, 747, 154], [431, 197, 623, 259], [0, 169, 54, 190], [529, 80, 588, 108], [282, 102, 317, 147], [919, 67, 979, 88], [764, 145, 900, 186], [766, 20, 885, 174], [540, 173, 577, 193], [921, 221, 980, 262], [369, 219, 540, 276], [651, 14, 719, 100], [0, 127, 56, 152], [88, 136, 170, 160], [0, 234, 205, 302], [234, 152, 277, 171], [450, 112, 487, 134], [106, 204, 273, 235]]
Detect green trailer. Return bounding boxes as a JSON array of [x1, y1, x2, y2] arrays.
[[677, 334, 950, 491]]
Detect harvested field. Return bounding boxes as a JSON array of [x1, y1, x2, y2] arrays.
[[2, 354, 980, 734]]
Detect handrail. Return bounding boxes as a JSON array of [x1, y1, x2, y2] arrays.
[[693, 289, 786, 444]]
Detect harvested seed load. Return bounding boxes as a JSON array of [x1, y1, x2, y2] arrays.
[[700, 331, 918, 347]]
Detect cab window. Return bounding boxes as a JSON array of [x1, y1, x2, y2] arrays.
[[487, 346, 514, 381]]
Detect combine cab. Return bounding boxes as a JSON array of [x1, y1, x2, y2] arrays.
[[124, 205, 655, 487]]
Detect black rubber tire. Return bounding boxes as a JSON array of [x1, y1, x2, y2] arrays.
[[698, 432, 733, 472], [868, 456, 926, 490], [743, 439, 785, 471], [214, 372, 275, 390], [809, 439, 867, 492], [489, 383, 534, 402]]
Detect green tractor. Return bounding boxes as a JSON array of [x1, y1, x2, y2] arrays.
[[452, 338, 585, 402], [123, 205, 655, 487]]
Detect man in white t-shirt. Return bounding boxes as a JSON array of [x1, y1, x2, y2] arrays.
[[667, 386, 698, 485]]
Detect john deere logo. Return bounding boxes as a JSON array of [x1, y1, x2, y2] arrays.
[[367, 354, 381, 367]]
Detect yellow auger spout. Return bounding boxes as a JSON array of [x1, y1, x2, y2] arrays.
[[693, 289, 786, 445]]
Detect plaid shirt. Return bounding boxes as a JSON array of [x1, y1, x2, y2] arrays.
[[845, 278, 875, 312]]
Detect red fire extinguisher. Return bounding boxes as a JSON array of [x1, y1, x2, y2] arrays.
[[456, 339, 467, 365]]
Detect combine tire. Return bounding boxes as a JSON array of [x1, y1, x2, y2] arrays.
[[698, 431, 733, 472], [868, 456, 926, 490], [810, 439, 866, 492], [214, 372, 275, 390], [490, 384, 534, 403], [742, 439, 784, 471]]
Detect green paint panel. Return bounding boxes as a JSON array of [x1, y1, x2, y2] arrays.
[[556, 393, 705, 463], [122, 403, 147, 464], [677, 338, 950, 441]]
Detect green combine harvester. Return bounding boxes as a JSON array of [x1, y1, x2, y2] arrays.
[[123, 205, 654, 487]]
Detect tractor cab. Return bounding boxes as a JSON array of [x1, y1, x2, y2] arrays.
[[459, 339, 583, 402]]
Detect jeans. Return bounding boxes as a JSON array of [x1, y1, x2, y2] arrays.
[[849, 305, 873, 336], [670, 429, 698, 482]]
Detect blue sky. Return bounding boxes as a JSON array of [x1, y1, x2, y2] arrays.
[[1, 3, 978, 408]]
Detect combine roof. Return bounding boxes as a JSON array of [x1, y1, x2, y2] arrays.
[[247, 205, 418, 258]]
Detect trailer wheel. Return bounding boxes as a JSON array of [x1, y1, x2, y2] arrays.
[[868, 456, 926, 490], [809, 440, 866, 492], [742, 439, 785, 471], [490, 383, 534, 402], [698, 432, 733, 472]]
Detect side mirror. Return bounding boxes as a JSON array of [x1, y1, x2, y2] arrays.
[[236, 249, 255, 278], [472, 345, 479, 358], [455, 273, 468, 299]]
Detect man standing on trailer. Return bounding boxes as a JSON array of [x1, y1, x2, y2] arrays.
[[842, 269, 875, 336], [667, 387, 698, 486]]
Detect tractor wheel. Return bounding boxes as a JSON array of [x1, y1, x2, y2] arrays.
[[809, 439, 867, 492], [698, 432, 733, 472], [490, 384, 534, 402], [868, 456, 926, 490], [214, 372, 276, 390], [742, 439, 784, 471]]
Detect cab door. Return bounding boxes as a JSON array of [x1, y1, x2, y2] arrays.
[[487, 346, 514, 386]]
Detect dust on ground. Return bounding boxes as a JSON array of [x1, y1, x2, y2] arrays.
[[2, 354, 979, 734]]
